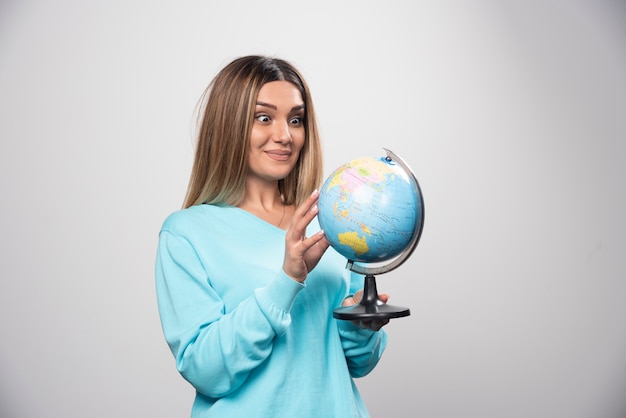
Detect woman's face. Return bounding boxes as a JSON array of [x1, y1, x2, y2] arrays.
[[247, 80, 306, 184]]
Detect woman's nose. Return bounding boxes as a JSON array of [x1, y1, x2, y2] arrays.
[[271, 120, 292, 143]]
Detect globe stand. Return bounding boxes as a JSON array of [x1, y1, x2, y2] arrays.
[[332, 148, 424, 322], [333, 274, 410, 320]]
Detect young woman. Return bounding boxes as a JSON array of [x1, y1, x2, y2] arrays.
[[156, 55, 389, 417]]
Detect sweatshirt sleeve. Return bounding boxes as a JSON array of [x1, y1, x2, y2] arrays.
[[155, 230, 304, 398], [338, 320, 388, 378], [337, 270, 388, 378]]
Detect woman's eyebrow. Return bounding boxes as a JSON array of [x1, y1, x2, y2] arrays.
[[256, 101, 277, 110], [256, 101, 305, 112]]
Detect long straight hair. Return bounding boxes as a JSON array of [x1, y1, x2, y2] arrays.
[[183, 56, 323, 209]]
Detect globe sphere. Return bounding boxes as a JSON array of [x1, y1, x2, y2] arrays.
[[318, 155, 421, 264]]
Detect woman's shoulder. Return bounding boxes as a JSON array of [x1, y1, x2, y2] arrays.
[[160, 204, 230, 235]]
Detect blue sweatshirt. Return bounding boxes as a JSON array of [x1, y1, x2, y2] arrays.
[[155, 204, 387, 417]]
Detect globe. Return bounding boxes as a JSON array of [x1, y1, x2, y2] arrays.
[[318, 150, 423, 266], [319, 149, 424, 320]]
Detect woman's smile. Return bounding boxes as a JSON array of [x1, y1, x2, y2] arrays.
[[265, 149, 292, 161]]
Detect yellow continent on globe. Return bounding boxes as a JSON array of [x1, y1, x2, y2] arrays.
[[337, 231, 369, 256]]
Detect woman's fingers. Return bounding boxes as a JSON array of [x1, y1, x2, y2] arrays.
[[302, 231, 330, 270], [355, 318, 390, 331], [288, 189, 320, 240], [343, 291, 390, 306], [341, 291, 391, 331], [283, 190, 329, 282]]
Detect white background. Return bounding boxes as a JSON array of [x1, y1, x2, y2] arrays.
[[1, 1, 625, 417]]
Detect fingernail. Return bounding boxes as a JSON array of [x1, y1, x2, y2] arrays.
[[310, 204, 318, 214], [311, 189, 319, 197]]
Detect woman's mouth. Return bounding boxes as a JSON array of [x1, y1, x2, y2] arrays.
[[266, 150, 291, 161]]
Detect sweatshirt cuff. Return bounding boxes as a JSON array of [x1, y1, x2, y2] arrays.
[[254, 270, 305, 314]]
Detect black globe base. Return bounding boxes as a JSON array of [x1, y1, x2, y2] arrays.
[[333, 274, 411, 320]]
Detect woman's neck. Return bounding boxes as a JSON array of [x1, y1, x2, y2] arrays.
[[237, 179, 287, 227]]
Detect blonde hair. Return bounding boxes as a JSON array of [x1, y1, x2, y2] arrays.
[[183, 56, 323, 209]]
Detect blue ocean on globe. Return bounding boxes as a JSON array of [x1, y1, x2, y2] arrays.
[[317, 155, 420, 263]]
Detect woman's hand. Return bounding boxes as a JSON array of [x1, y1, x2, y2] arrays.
[[342, 291, 390, 331], [283, 190, 330, 283]]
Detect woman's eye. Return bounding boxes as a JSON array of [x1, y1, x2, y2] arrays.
[[290, 116, 303, 125], [255, 114, 270, 123]]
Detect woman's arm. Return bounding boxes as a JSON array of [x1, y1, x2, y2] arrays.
[[338, 321, 388, 378], [337, 272, 389, 378], [155, 231, 304, 398]]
